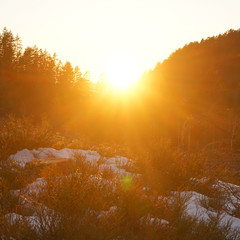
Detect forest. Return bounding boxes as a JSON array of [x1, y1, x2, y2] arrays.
[[1, 28, 240, 149]]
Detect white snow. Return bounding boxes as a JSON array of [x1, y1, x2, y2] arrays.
[[9, 149, 37, 167], [180, 191, 214, 222], [24, 178, 46, 196], [4, 213, 40, 230], [9, 148, 104, 167], [140, 214, 169, 227], [4, 207, 59, 234], [8, 148, 137, 178], [179, 191, 240, 232], [6, 148, 240, 235], [97, 206, 118, 219]]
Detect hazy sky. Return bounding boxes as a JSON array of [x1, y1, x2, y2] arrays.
[[0, 0, 239, 80]]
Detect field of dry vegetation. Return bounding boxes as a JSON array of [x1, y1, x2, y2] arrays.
[[1, 116, 240, 240]]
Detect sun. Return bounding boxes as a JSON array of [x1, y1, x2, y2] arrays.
[[106, 55, 141, 90]]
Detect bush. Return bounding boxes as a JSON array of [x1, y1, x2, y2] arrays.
[[0, 115, 65, 161]]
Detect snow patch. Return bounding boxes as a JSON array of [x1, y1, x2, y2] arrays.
[[179, 191, 240, 232]]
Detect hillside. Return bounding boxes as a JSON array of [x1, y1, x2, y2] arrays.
[[140, 29, 240, 149]]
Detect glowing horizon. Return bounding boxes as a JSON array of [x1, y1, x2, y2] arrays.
[[0, 0, 239, 83]]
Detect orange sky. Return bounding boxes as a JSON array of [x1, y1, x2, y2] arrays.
[[0, 0, 239, 81]]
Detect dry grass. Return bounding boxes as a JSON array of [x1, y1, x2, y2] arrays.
[[1, 117, 240, 239]]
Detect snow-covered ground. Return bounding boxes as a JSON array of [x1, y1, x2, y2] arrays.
[[8, 148, 135, 176], [4, 148, 240, 235], [9, 148, 101, 168], [179, 191, 240, 231]]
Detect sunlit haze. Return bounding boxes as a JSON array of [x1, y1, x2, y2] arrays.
[[1, 0, 240, 237], [0, 0, 239, 82], [106, 54, 141, 90]]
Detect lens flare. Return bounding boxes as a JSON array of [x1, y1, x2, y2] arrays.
[[121, 175, 133, 191]]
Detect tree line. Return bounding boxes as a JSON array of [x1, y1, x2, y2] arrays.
[[0, 28, 98, 133], [140, 28, 240, 150], [1, 27, 240, 150]]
